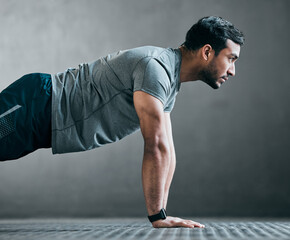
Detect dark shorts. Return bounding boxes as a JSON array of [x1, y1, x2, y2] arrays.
[[0, 73, 52, 161]]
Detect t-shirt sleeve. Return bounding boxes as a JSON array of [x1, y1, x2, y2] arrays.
[[133, 58, 171, 109], [164, 97, 176, 113]]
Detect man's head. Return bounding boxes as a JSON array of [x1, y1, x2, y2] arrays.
[[183, 16, 244, 56], [182, 16, 245, 89]]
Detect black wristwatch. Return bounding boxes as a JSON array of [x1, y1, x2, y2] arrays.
[[148, 208, 167, 223]]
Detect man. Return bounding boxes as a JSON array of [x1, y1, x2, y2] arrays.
[[0, 16, 244, 228]]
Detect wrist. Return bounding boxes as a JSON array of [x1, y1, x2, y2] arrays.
[[151, 219, 164, 228], [148, 208, 167, 223]]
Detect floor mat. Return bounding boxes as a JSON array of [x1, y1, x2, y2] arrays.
[[0, 218, 289, 239]]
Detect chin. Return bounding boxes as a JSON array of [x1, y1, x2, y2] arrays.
[[207, 81, 220, 89], [201, 78, 220, 89], [211, 84, 220, 89]]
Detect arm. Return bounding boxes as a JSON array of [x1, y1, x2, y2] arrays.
[[133, 91, 170, 216], [133, 91, 205, 228], [162, 112, 176, 209]]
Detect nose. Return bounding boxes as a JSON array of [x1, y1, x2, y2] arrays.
[[227, 63, 235, 77]]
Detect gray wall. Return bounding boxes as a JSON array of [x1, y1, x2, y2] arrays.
[[0, 0, 289, 218]]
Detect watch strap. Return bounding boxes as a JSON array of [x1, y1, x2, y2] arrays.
[[148, 208, 167, 223]]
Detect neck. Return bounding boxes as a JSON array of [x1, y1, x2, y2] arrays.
[[178, 46, 203, 83]]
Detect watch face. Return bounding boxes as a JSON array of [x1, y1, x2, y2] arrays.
[[160, 208, 167, 219]]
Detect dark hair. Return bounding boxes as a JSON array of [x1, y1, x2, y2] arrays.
[[183, 16, 245, 55]]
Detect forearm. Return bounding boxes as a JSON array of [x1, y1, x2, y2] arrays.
[[162, 146, 176, 209], [142, 147, 171, 215]]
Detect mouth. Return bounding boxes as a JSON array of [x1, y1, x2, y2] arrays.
[[221, 77, 228, 83]]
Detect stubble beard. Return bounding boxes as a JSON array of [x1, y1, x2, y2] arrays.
[[200, 60, 220, 89]]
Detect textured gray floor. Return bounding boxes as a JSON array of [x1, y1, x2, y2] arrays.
[[0, 218, 290, 240]]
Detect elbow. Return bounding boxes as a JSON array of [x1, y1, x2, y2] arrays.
[[144, 136, 171, 161]]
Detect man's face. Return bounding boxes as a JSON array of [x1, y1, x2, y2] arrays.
[[200, 40, 241, 89]]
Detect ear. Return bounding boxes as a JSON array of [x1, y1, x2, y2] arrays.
[[201, 44, 213, 61]]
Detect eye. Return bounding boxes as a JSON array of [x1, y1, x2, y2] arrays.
[[229, 57, 236, 63]]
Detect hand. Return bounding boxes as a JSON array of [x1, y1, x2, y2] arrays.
[[152, 216, 205, 228]]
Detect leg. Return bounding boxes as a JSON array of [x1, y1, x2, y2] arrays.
[[0, 73, 52, 161]]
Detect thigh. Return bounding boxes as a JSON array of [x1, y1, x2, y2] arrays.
[[0, 73, 52, 161]]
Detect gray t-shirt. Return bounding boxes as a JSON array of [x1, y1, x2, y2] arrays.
[[51, 46, 182, 154]]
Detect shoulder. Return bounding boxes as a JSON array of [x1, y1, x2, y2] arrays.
[[125, 46, 170, 58]]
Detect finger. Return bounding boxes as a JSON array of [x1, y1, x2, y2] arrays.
[[192, 221, 205, 228], [177, 221, 195, 228], [185, 220, 205, 228]]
